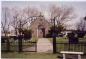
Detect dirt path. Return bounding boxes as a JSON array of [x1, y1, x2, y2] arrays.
[[37, 38, 53, 53]]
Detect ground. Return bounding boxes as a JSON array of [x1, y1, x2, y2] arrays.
[[1, 52, 58, 59], [1, 37, 86, 59], [37, 38, 53, 53]]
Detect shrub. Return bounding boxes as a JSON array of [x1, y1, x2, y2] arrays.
[[77, 31, 85, 38], [22, 29, 32, 40]]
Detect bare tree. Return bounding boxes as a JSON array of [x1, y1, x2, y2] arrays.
[[1, 7, 11, 51], [10, 7, 40, 52], [49, 4, 76, 28], [11, 7, 40, 36], [1, 7, 10, 36], [10, 8, 19, 36], [23, 7, 40, 24], [75, 17, 86, 38], [48, 5, 76, 53], [77, 16, 86, 31]]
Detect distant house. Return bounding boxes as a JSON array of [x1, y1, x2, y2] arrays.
[[61, 29, 78, 37], [30, 15, 51, 38]]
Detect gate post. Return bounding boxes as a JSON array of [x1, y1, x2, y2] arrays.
[[18, 34, 23, 52], [6, 37, 10, 52], [53, 35, 56, 53], [53, 17, 57, 53]]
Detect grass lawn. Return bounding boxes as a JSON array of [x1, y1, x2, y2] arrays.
[[1, 52, 58, 59], [48, 37, 86, 43], [2, 52, 86, 59]]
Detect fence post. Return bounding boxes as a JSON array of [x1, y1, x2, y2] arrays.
[[35, 42, 37, 52], [18, 35, 23, 52], [6, 37, 10, 52]]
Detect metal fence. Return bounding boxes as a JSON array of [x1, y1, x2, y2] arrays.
[[1, 39, 37, 52], [56, 43, 86, 53]]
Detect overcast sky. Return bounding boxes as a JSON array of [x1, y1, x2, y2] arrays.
[[2, 1, 86, 30], [2, 1, 86, 16]]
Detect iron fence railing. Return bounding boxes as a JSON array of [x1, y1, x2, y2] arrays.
[[1, 41, 37, 52], [56, 43, 86, 53]]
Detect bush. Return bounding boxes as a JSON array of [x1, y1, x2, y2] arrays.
[[1, 36, 6, 43], [77, 31, 85, 38], [46, 26, 58, 38], [22, 29, 32, 40], [1, 36, 10, 43], [46, 25, 65, 38]]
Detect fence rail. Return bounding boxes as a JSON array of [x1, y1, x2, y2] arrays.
[[56, 43, 86, 53]]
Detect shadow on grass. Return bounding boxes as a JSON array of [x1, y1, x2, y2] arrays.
[[1, 52, 58, 59]]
